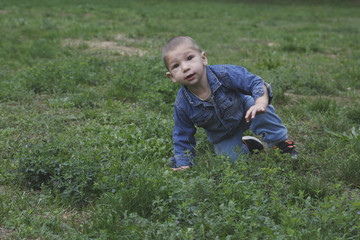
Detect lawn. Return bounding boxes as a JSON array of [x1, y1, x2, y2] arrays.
[[0, 0, 360, 239]]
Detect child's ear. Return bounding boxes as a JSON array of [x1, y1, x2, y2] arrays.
[[166, 72, 177, 83], [201, 51, 208, 65]]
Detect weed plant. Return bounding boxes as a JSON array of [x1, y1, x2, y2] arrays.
[[0, 0, 360, 239]]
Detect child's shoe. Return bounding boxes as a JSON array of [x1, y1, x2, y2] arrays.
[[242, 136, 264, 154], [273, 140, 298, 158]]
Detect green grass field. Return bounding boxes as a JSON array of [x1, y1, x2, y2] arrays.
[[1, 0, 360, 239]]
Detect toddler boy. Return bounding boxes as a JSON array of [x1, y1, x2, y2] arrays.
[[162, 36, 297, 171]]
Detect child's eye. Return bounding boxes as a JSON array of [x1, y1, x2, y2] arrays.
[[172, 64, 179, 69], [187, 55, 194, 61]]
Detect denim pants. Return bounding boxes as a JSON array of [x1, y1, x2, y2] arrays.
[[214, 95, 288, 162]]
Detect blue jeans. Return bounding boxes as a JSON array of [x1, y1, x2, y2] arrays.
[[214, 95, 288, 162]]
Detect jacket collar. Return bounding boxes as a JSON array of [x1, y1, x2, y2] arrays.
[[182, 66, 222, 106], [206, 65, 222, 93]]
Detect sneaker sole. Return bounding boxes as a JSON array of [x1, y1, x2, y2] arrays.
[[242, 136, 264, 153]]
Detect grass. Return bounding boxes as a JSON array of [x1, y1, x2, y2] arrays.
[[0, 0, 360, 239]]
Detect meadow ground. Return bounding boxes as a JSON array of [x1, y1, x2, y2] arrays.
[[0, 0, 360, 239]]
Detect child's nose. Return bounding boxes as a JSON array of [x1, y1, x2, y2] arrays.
[[181, 62, 190, 72]]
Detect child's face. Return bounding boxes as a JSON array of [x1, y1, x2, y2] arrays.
[[165, 43, 208, 87]]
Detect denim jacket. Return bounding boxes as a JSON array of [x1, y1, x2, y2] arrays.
[[171, 65, 273, 167]]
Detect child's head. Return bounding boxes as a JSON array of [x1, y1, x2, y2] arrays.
[[162, 36, 208, 86], [162, 36, 202, 70]]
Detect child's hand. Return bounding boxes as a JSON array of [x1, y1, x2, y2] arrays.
[[245, 84, 269, 123], [172, 166, 191, 172], [245, 103, 267, 123]]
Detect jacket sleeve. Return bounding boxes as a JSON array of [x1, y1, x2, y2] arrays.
[[170, 104, 197, 168], [225, 65, 273, 104]]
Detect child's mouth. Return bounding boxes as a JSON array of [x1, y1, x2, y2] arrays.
[[185, 74, 195, 80]]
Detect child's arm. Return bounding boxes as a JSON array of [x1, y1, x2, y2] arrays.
[[219, 65, 272, 121], [221, 65, 273, 104], [245, 84, 269, 123], [171, 105, 197, 171]]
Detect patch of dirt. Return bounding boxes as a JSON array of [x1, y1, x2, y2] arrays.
[[267, 42, 279, 47], [0, 228, 15, 239], [62, 35, 146, 56], [0, 10, 8, 14], [84, 13, 95, 18], [284, 91, 358, 104], [114, 34, 142, 43], [238, 37, 280, 48]]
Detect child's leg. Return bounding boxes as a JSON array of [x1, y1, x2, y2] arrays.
[[213, 96, 288, 162], [214, 119, 251, 162], [244, 96, 288, 147]]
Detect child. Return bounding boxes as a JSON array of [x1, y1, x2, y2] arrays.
[[162, 36, 297, 171]]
